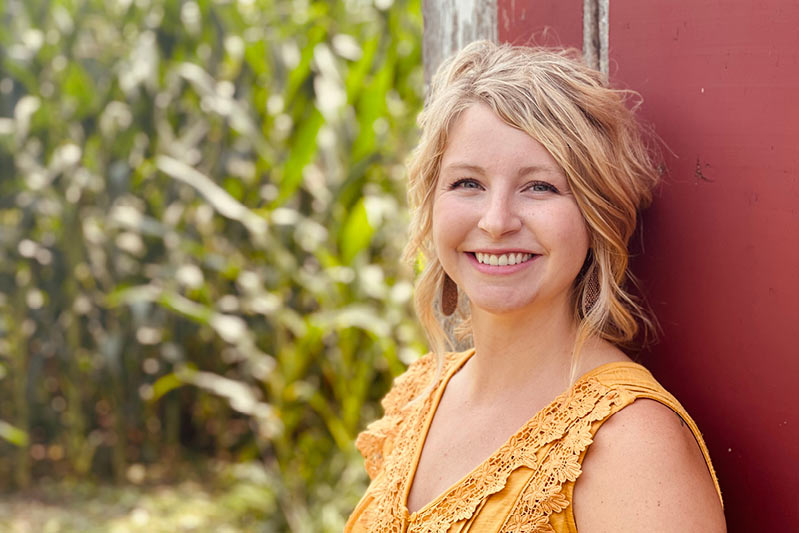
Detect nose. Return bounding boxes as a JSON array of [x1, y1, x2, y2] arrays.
[[477, 189, 522, 239]]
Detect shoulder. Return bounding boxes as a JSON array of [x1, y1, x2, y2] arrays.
[[573, 398, 726, 532]]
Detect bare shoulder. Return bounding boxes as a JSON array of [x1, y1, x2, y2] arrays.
[[573, 399, 726, 532]]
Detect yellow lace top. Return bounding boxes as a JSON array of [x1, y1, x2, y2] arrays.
[[345, 349, 722, 533]]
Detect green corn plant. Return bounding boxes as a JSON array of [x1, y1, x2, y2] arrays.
[[0, 0, 425, 529]]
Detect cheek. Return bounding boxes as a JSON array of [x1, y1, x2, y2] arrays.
[[431, 196, 464, 247], [541, 204, 590, 255], [431, 203, 450, 263], [431, 202, 445, 250], [568, 214, 590, 252]]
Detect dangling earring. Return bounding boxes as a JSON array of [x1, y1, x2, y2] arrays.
[[441, 273, 458, 316], [583, 266, 600, 313]]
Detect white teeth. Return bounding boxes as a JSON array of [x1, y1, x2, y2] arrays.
[[475, 252, 533, 266]]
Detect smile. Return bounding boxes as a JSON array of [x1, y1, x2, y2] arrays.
[[472, 252, 535, 266], [466, 251, 538, 275]]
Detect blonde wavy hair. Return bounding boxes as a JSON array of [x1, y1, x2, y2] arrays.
[[402, 41, 660, 370]]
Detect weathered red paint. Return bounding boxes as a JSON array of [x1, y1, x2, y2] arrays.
[[497, 0, 799, 528], [610, 1, 799, 528], [498, 0, 582, 50]]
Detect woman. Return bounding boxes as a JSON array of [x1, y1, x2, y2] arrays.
[[345, 41, 725, 532]]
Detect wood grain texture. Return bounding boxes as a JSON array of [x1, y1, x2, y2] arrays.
[[423, 0, 497, 84]]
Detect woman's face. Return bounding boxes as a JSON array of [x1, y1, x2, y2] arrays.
[[432, 103, 590, 317]]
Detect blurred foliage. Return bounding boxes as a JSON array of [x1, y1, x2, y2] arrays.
[[0, 0, 425, 530], [0, 462, 287, 532]]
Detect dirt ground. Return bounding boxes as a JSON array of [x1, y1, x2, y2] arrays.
[[0, 477, 271, 533]]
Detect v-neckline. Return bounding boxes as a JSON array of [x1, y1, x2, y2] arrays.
[[400, 349, 641, 519]]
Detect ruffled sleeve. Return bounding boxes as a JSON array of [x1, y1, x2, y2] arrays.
[[355, 352, 436, 479]]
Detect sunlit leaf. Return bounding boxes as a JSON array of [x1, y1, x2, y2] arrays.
[[339, 197, 374, 264], [0, 420, 28, 447], [312, 304, 391, 338], [156, 155, 268, 238], [273, 108, 324, 206], [150, 372, 184, 403]]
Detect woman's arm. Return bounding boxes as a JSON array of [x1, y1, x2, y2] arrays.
[[573, 399, 726, 532]]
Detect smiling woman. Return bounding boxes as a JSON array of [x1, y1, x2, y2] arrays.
[[345, 41, 726, 532]]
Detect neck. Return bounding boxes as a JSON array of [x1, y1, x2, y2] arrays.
[[464, 296, 579, 400]]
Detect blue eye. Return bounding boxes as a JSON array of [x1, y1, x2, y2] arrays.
[[449, 178, 482, 190], [527, 181, 558, 193]]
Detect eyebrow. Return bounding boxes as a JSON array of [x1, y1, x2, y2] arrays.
[[441, 163, 561, 178]]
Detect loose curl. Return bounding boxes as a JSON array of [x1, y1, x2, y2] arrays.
[[402, 41, 660, 373]]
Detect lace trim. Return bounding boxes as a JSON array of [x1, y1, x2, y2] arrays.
[[354, 352, 634, 533], [498, 388, 633, 533], [355, 352, 441, 480]]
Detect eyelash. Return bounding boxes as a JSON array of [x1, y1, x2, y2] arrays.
[[448, 178, 481, 190], [448, 179, 559, 194]]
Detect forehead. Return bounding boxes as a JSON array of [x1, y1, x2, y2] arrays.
[[440, 104, 564, 178]]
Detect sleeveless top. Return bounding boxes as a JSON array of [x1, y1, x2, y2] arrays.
[[345, 349, 723, 533]]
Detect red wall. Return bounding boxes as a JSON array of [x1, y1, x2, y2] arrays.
[[497, 0, 799, 529], [498, 0, 582, 49]]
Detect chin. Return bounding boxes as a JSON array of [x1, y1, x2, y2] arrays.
[[467, 294, 538, 316]]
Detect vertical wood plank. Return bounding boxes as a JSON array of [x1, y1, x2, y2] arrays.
[[583, 0, 599, 69], [582, 0, 608, 72], [597, 0, 608, 73], [422, 0, 497, 83]]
